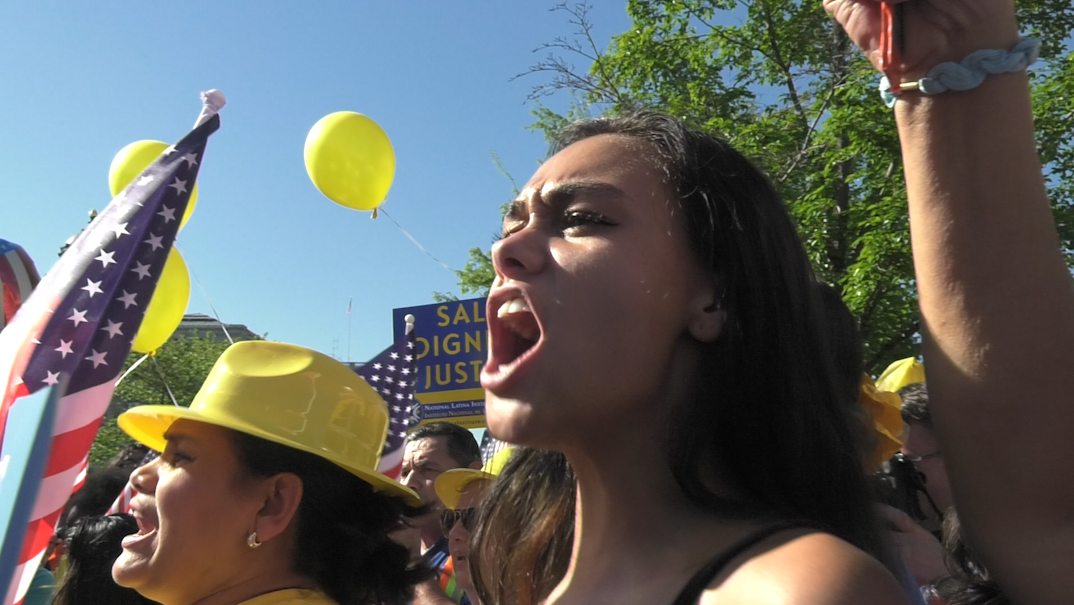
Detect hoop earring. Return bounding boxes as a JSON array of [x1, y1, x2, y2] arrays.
[[247, 531, 262, 549]]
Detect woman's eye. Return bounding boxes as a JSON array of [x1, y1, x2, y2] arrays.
[[164, 451, 192, 466], [564, 210, 613, 230]]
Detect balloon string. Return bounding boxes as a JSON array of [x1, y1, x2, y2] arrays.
[[115, 353, 149, 387], [176, 244, 234, 346], [377, 208, 456, 273], [150, 354, 180, 407]]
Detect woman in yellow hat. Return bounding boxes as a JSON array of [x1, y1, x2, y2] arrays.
[[111, 341, 428, 605]]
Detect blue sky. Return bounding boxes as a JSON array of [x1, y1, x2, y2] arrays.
[[0, 2, 633, 362]]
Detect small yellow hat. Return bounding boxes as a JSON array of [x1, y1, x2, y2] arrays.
[[434, 447, 514, 509], [118, 341, 419, 505], [875, 357, 926, 393]]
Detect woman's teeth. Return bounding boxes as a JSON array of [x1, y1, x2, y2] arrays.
[[497, 297, 530, 317]]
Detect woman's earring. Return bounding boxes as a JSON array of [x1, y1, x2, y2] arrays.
[[247, 531, 262, 549]]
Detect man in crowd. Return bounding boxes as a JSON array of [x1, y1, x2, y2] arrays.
[[400, 422, 482, 605]]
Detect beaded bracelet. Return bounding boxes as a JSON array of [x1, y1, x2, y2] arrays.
[[880, 37, 1041, 108]]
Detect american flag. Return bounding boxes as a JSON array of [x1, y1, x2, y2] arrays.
[[106, 449, 160, 515], [354, 316, 417, 480], [0, 239, 41, 330], [0, 99, 220, 605], [480, 432, 512, 466]]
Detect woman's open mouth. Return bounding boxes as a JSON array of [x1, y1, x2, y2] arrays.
[[122, 505, 159, 550], [481, 291, 543, 392]]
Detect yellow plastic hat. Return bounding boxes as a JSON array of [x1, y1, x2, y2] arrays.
[[118, 341, 419, 505], [435, 446, 515, 509], [859, 374, 908, 473], [875, 357, 926, 393]]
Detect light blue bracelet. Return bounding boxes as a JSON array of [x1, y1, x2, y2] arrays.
[[879, 37, 1041, 108]]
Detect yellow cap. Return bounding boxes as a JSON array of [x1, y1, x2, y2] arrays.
[[118, 341, 419, 506], [434, 447, 514, 509], [875, 357, 926, 393]]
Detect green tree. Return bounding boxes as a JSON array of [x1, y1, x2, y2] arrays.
[[88, 334, 231, 466], [452, 1, 1074, 372]]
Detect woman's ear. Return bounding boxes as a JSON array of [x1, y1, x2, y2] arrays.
[[688, 277, 725, 343], [253, 473, 303, 543]]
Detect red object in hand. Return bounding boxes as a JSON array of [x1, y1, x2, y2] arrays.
[[880, 2, 904, 92]]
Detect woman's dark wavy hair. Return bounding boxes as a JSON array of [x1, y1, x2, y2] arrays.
[[230, 431, 432, 605], [54, 514, 157, 605], [469, 448, 575, 605], [550, 112, 894, 569], [930, 511, 1010, 605]]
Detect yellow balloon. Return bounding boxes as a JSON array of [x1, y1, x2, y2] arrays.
[[304, 112, 395, 211], [132, 248, 190, 354], [109, 140, 199, 229]]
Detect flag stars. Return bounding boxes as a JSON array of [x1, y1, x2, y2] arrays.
[[158, 206, 176, 223], [131, 262, 151, 280], [69, 309, 88, 326], [85, 349, 108, 369], [373, 363, 382, 370], [168, 178, 188, 195], [389, 352, 399, 360], [81, 279, 103, 297], [370, 375, 380, 382], [55, 340, 74, 358], [43, 371, 60, 386], [387, 365, 396, 372], [95, 250, 116, 267], [181, 152, 198, 167], [102, 320, 124, 339], [118, 290, 138, 309], [112, 222, 130, 238], [144, 233, 164, 251]]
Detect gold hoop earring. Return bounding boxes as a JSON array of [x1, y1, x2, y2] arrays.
[[247, 531, 262, 549]]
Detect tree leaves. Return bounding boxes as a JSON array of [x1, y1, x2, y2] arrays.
[[453, 0, 1074, 373]]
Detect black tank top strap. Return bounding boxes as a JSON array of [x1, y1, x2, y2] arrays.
[[669, 520, 816, 605]]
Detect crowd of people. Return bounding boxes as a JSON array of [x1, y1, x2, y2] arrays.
[[15, 0, 1074, 603]]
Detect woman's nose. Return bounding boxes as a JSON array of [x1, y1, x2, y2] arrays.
[[448, 519, 469, 543], [129, 457, 160, 494], [491, 224, 548, 281]]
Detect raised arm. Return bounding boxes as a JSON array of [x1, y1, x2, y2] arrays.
[[826, 1, 1074, 603]]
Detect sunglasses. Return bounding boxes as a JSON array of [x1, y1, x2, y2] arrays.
[[440, 507, 477, 536]]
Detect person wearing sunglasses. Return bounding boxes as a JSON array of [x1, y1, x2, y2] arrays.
[[434, 448, 514, 605]]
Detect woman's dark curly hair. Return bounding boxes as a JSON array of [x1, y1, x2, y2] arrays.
[[930, 511, 1010, 605], [54, 514, 157, 605], [230, 431, 432, 605]]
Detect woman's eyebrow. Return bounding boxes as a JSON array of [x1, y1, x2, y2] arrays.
[[541, 181, 626, 207]]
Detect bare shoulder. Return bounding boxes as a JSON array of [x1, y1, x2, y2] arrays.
[[699, 530, 910, 605]]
